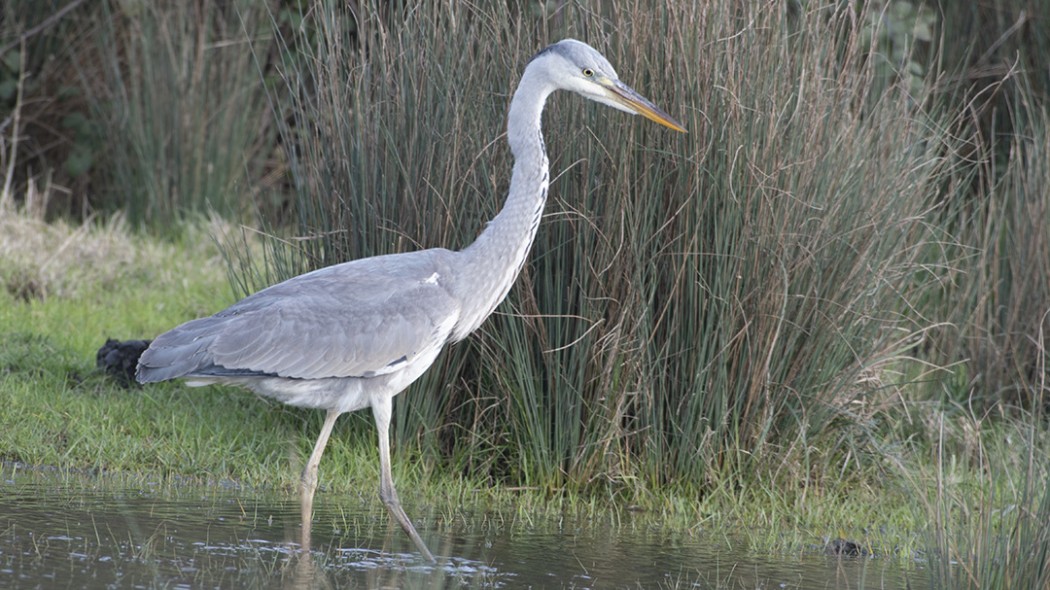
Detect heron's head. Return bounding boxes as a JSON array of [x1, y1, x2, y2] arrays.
[[532, 39, 686, 132]]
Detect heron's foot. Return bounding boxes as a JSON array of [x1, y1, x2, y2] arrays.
[[384, 499, 435, 562], [379, 488, 435, 562]]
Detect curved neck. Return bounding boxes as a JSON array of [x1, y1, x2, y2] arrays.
[[451, 64, 555, 340]]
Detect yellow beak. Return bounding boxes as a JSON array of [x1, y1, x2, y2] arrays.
[[605, 79, 687, 133]]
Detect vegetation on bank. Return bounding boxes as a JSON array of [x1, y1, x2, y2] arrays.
[[2, 1, 1049, 587]]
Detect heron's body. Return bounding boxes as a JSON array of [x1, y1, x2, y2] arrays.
[[147, 249, 459, 412], [137, 39, 683, 562]]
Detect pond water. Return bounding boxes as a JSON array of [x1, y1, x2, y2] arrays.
[[0, 465, 927, 589]]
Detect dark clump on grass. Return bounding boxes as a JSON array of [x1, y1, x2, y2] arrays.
[[825, 538, 869, 558], [95, 338, 151, 388]]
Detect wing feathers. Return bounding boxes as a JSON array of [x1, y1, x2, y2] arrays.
[[137, 250, 461, 383]]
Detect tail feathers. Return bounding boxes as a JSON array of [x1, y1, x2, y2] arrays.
[[136, 317, 221, 383]]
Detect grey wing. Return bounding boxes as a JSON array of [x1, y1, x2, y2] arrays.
[[137, 251, 461, 382]]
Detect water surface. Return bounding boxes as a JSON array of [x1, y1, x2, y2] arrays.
[[0, 466, 925, 589]]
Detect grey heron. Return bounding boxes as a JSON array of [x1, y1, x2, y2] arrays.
[[137, 38, 684, 562]]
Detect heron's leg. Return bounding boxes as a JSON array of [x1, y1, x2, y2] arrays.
[[302, 409, 341, 496], [300, 409, 341, 551], [372, 396, 436, 562]]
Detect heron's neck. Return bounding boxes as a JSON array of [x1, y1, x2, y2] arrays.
[[451, 66, 555, 340]]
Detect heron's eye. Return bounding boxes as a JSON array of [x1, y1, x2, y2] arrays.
[[582, 68, 594, 78]]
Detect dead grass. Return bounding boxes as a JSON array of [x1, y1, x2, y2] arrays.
[[0, 202, 230, 302]]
